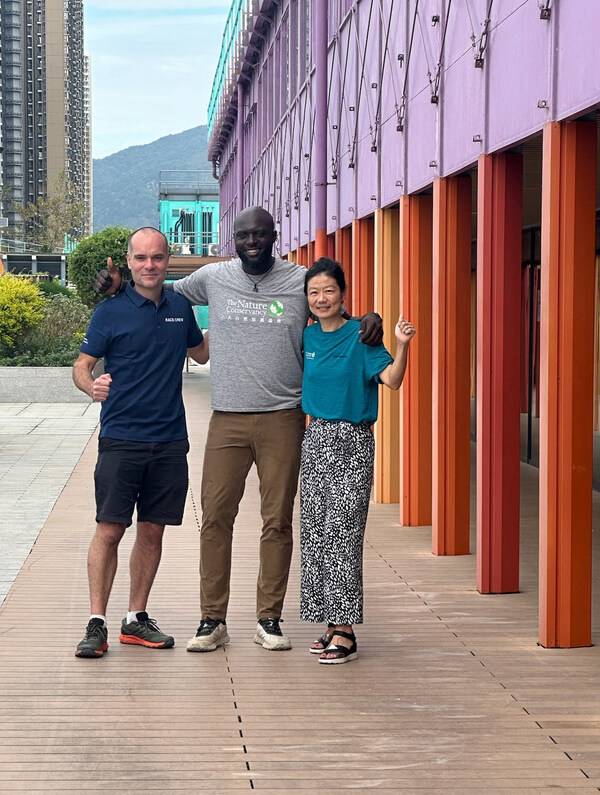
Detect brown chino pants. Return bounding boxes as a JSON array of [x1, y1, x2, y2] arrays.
[[200, 408, 305, 620]]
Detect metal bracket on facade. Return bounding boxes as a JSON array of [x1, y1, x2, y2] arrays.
[[474, 0, 494, 68], [539, 1, 552, 20]]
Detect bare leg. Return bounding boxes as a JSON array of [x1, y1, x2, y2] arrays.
[[88, 522, 126, 615], [128, 522, 165, 612]]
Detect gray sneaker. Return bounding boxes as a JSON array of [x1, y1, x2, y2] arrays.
[[75, 618, 108, 658], [254, 618, 291, 651], [187, 618, 229, 652], [119, 612, 174, 649]]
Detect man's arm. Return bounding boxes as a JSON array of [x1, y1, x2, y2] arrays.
[[73, 353, 112, 401], [187, 333, 209, 365]]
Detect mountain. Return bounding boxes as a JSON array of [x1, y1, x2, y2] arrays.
[[93, 126, 212, 231]]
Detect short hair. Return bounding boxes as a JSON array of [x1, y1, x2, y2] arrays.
[[304, 257, 346, 294], [127, 226, 169, 255]]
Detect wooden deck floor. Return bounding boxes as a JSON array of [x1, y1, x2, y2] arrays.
[[1, 373, 600, 793]]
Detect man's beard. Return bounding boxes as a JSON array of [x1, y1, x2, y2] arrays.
[[238, 248, 273, 273]]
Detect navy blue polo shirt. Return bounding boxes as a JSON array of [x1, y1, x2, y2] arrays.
[[81, 284, 203, 442]]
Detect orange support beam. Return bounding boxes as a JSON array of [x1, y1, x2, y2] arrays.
[[476, 153, 522, 594], [432, 176, 472, 555], [327, 233, 336, 259], [314, 229, 328, 259], [539, 121, 596, 648], [399, 195, 432, 526], [373, 207, 401, 503], [335, 226, 353, 309], [351, 217, 375, 316]]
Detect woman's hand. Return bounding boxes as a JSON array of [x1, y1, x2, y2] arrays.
[[395, 316, 416, 345]]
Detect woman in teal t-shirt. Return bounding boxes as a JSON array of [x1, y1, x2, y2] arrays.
[[300, 258, 415, 664]]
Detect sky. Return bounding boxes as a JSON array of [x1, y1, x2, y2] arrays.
[[85, 1, 231, 159]]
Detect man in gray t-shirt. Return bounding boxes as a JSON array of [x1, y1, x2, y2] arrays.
[[98, 208, 382, 653]]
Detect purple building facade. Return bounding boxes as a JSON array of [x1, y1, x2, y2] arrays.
[[208, 0, 600, 650]]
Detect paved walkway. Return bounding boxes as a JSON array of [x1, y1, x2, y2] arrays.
[[0, 402, 100, 606], [1, 375, 600, 792]]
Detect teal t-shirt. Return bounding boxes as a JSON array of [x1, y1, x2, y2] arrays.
[[301, 319, 394, 424]]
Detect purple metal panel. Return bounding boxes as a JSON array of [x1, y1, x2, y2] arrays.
[[213, 0, 600, 251], [279, 119, 291, 254], [555, 0, 600, 120], [336, 12, 357, 229], [487, 0, 551, 152], [288, 95, 302, 251], [314, 0, 328, 241], [354, 0, 379, 218], [327, 38, 340, 235], [297, 83, 313, 247], [440, 3, 486, 175], [379, 0, 405, 208], [405, 0, 439, 194]]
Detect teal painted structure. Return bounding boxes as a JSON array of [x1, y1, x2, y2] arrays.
[[159, 171, 219, 256]]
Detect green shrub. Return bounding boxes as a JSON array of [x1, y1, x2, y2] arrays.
[[0, 274, 45, 354], [17, 294, 91, 355], [68, 226, 131, 307], [37, 277, 73, 300], [0, 349, 79, 367]]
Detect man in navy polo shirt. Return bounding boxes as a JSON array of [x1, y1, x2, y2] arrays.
[[72, 227, 208, 658]]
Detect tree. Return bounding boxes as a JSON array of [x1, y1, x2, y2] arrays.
[[68, 226, 132, 307], [17, 172, 86, 253]]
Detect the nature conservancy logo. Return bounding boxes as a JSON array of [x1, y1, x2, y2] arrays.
[[225, 297, 285, 324], [268, 300, 285, 318]]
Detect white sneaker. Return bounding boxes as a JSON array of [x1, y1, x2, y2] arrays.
[[253, 618, 292, 651], [186, 618, 229, 652]]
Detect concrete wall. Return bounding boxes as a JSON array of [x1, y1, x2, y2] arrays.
[[0, 368, 90, 403]]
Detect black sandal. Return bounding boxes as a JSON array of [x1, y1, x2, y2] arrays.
[[318, 630, 358, 665], [309, 623, 335, 654]]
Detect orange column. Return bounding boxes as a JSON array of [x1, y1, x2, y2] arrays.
[[539, 121, 596, 648], [351, 217, 375, 316], [335, 226, 353, 309], [476, 153, 522, 594], [399, 195, 432, 526], [373, 207, 401, 503], [432, 176, 472, 555], [327, 233, 336, 258]]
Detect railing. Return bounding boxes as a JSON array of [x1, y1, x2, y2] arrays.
[[159, 170, 218, 194], [166, 231, 219, 256], [0, 236, 45, 254], [207, 0, 246, 134]]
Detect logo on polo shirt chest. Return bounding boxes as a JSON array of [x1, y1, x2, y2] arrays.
[[164, 317, 184, 323]]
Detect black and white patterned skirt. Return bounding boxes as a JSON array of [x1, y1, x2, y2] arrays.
[[300, 418, 374, 625]]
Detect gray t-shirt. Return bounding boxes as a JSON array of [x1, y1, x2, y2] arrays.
[[174, 257, 309, 412]]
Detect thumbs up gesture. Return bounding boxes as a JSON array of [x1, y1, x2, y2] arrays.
[[95, 256, 122, 296], [91, 373, 112, 402]]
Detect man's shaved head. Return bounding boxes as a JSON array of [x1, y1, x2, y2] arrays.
[[233, 206, 275, 234], [127, 226, 169, 256]]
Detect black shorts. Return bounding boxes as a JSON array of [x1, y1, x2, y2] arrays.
[[94, 438, 190, 527]]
